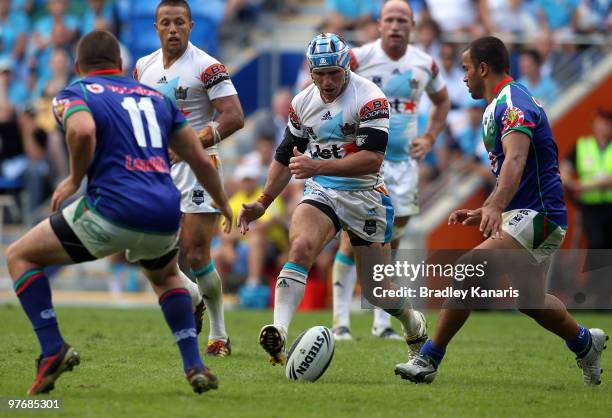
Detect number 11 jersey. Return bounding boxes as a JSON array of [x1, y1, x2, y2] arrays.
[[52, 71, 186, 233]]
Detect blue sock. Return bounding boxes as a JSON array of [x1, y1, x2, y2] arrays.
[[14, 269, 65, 357], [159, 288, 204, 373], [566, 325, 592, 358], [420, 339, 446, 367]]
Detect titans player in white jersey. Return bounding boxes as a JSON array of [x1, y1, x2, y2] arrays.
[[135, 0, 244, 357], [238, 33, 426, 369], [331, 0, 450, 343]]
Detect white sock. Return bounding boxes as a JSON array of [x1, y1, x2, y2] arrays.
[[387, 300, 421, 338], [273, 263, 308, 335], [332, 252, 356, 328], [372, 307, 392, 330], [194, 262, 227, 341], [178, 266, 201, 306]]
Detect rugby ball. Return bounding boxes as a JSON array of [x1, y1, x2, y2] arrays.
[[285, 326, 335, 382]]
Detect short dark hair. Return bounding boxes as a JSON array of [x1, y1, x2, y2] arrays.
[[520, 49, 542, 67], [468, 36, 510, 75], [76, 30, 121, 73], [155, 0, 192, 21]]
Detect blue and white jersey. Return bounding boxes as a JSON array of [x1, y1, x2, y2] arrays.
[[288, 72, 389, 190], [52, 71, 186, 233], [482, 77, 567, 226], [350, 40, 445, 161]]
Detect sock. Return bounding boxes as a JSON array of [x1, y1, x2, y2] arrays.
[[566, 325, 592, 358], [178, 266, 202, 306], [332, 252, 356, 328], [14, 269, 65, 357], [372, 307, 392, 331], [193, 262, 227, 341], [159, 288, 204, 373], [384, 299, 421, 338], [420, 339, 446, 367], [273, 262, 307, 335]]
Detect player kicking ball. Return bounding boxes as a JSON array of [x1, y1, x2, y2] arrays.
[[238, 33, 426, 366], [394, 36, 607, 385], [7, 31, 232, 395]]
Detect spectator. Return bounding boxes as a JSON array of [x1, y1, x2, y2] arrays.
[[576, 0, 611, 33], [326, 0, 377, 31], [561, 108, 612, 306], [518, 49, 559, 106], [0, 0, 29, 62], [32, 47, 71, 101], [423, 0, 478, 33], [438, 43, 467, 127], [217, 161, 287, 308], [415, 17, 442, 62], [536, 0, 580, 33], [82, 0, 116, 34], [253, 88, 292, 146], [0, 57, 27, 108], [241, 132, 276, 186], [0, 58, 26, 190], [479, 0, 538, 34]]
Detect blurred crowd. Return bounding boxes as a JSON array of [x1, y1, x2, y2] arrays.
[[0, 0, 610, 303]]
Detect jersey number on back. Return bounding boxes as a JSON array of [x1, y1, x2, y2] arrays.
[[121, 97, 162, 148]]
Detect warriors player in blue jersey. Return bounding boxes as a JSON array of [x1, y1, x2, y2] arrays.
[[7, 31, 232, 395], [395, 37, 607, 385]]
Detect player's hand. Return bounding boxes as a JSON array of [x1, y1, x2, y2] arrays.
[[479, 204, 503, 239], [410, 135, 433, 160], [169, 149, 182, 164], [448, 208, 482, 226], [51, 177, 79, 212], [219, 202, 233, 234], [488, 152, 497, 171], [237, 201, 266, 235], [198, 126, 214, 149], [289, 147, 319, 179]]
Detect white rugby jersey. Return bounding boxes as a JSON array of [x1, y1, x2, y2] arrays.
[[134, 42, 237, 155], [289, 72, 389, 190], [351, 40, 445, 161]]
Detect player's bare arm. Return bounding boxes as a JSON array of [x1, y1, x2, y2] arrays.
[[170, 125, 233, 232], [480, 131, 530, 238], [51, 111, 96, 211], [198, 95, 244, 148], [410, 87, 450, 160]]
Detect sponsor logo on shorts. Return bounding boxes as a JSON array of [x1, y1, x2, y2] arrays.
[[363, 219, 377, 235], [192, 189, 205, 205]]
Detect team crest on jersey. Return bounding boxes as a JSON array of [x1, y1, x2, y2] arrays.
[[502, 106, 525, 131], [359, 98, 389, 122], [289, 105, 301, 130], [86, 83, 105, 94], [174, 86, 189, 100], [371, 76, 382, 87], [340, 122, 356, 136], [200, 63, 230, 89], [410, 79, 420, 90], [51, 98, 69, 122], [192, 189, 205, 205], [305, 126, 318, 140]]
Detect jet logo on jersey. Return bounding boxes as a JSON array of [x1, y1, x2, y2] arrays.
[[321, 111, 332, 120], [174, 86, 189, 100], [311, 144, 342, 159]]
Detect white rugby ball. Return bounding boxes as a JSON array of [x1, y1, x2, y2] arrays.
[[285, 326, 335, 382]]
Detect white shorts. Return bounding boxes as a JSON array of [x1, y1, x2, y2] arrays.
[[383, 159, 419, 217], [57, 197, 179, 263], [300, 179, 394, 243], [172, 154, 222, 214], [502, 209, 567, 264]]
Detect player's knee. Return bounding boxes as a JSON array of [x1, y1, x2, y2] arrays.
[[5, 242, 22, 272], [290, 237, 316, 264]]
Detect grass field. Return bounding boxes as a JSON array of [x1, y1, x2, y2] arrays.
[[0, 305, 610, 418]]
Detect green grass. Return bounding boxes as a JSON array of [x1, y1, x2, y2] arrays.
[[0, 305, 610, 418]]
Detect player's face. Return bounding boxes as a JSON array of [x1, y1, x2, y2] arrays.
[[462, 50, 484, 99], [155, 5, 193, 55], [379, 2, 413, 49], [312, 68, 346, 102]]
